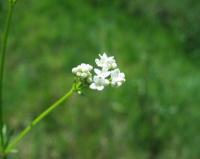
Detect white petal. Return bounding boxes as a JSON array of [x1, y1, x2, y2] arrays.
[[104, 79, 110, 86], [117, 82, 122, 87], [97, 86, 104, 91], [90, 83, 97, 90], [112, 63, 117, 68], [93, 76, 99, 83], [101, 53, 107, 58], [95, 59, 100, 64], [104, 71, 110, 78], [94, 68, 101, 75]]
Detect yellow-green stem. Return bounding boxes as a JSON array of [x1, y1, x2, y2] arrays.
[[5, 86, 75, 154], [0, 1, 15, 150]]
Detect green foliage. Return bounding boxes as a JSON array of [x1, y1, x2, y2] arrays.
[[0, 0, 200, 158]]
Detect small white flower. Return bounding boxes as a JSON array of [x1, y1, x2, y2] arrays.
[[95, 53, 117, 70], [110, 69, 125, 87], [90, 76, 109, 91]]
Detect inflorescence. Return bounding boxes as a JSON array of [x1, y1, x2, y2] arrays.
[[72, 53, 126, 91]]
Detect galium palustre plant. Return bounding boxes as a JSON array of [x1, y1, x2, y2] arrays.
[[0, 0, 126, 158]]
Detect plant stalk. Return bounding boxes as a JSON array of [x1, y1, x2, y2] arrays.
[[5, 87, 75, 154], [0, 1, 15, 151]]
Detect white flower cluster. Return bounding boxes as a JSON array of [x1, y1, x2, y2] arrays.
[[72, 53, 125, 91], [72, 63, 93, 82]]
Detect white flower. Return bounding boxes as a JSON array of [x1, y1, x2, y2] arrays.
[[110, 69, 125, 87], [72, 63, 93, 79], [90, 67, 110, 91], [90, 76, 109, 91], [95, 53, 117, 70]]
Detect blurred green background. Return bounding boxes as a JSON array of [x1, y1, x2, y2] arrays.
[[0, 0, 200, 159]]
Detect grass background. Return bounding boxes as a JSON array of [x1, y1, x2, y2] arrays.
[[0, 0, 200, 158]]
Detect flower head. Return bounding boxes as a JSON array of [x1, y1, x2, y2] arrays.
[[72, 63, 93, 79], [72, 53, 125, 92]]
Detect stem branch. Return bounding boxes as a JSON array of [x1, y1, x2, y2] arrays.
[[5, 86, 75, 153], [0, 2, 15, 150]]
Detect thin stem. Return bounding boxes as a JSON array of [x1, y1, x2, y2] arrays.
[[5, 86, 75, 154], [0, 2, 15, 150]]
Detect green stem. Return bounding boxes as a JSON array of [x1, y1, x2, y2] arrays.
[[0, 1, 15, 150], [5, 86, 75, 154]]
